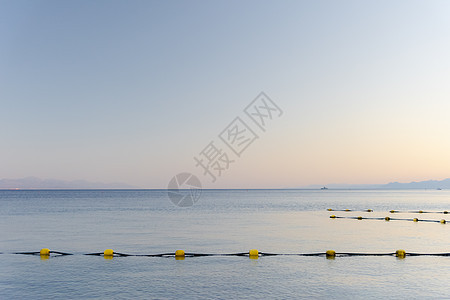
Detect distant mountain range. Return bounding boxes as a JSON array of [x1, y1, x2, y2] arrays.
[[0, 177, 137, 189], [1, 177, 449, 190], [382, 178, 450, 189], [306, 178, 450, 189]]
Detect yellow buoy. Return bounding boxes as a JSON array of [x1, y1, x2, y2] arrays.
[[345, 209, 350, 212], [385, 217, 390, 221], [327, 208, 333, 211], [249, 249, 259, 258], [330, 215, 336, 219], [104, 249, 114, 256], [413, 218, 419, 222], [418, 210, 423, 213], [444, 211, 448, 214], [40, 255, 50, 261], [366, 209, 373, 212], [440, 219, 446, 224], [326, 250, 336, 258], [40, 248, 50, 256], [175, 250, 185, 257], [390, 210, 395, 213], [396, 249, 406, 258], [357, 216, 362, 220]]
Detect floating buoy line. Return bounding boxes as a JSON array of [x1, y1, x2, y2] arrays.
[[327, 209, 448, 214], [5, 210, 448, 260], [3, 249, 450, 259], [329, 215, 447, 223], [327, 208, 448, 224]]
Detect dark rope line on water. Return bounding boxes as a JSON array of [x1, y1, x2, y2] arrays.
[[7, 251, 450, 257], [14, 251, 73, 256], [330, 215, 447, 223], [392, 210, 449, 214], [407, 252, 450, 256], [83, 252, 250, 257], [327, 209, 449, 214]]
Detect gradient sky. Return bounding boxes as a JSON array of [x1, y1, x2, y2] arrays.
[[1, 0, 450, 188]]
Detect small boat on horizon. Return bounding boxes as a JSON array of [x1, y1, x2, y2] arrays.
[[320, 186, 328, 190]]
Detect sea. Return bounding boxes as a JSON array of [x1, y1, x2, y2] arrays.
[[1, 189, 449, 299]]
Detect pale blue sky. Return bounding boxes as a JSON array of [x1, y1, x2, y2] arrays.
[[1, 0, 450, 188]]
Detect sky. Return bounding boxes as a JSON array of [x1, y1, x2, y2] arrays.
[[1, 0, 450, 188]]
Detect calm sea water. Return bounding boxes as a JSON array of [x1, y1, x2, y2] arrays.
[[1, 189, 449, 299]]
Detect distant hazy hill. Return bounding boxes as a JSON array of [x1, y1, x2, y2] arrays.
[[306, 178, 450, 189], [382, 178, 450, 189], [0, 177, 137, 189]]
